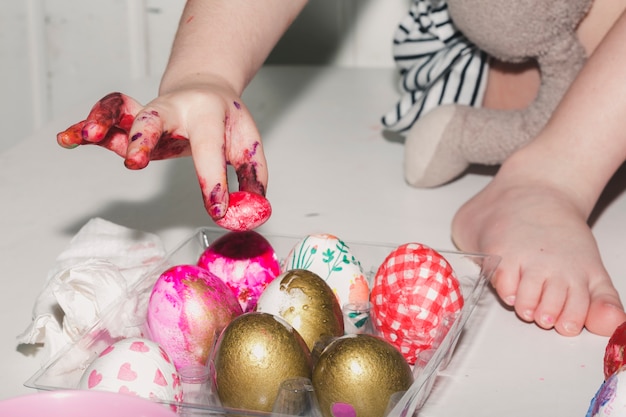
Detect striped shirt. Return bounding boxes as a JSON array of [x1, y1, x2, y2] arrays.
[[382, 0, 489, 133]]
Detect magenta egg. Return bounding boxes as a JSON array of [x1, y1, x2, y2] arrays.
[[146, 264, 243, 379], [197, 231, 281, 312]]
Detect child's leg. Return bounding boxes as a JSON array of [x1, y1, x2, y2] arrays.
[[452, 7, 626, 336], [481, 60, 540, 111]]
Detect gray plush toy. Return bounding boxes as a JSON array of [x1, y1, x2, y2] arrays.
[[403, 0, 592, 187]]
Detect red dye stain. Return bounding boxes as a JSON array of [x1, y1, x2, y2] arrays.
[[119, 113, 135, 131], [93, 92, 124, 123], [57, 120, 86, 148], [204, 182, 226, 218], [151, 134, 191, 160], [243, 141, 260, 158], [208, 182, 222, 202], [124, 152, 150, 170], [80, 93, 131, 141], [236, 161, 265, 195], [196, 179, 226, 219], [58, 92, 138, 148]]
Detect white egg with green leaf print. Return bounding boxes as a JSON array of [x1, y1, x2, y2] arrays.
[[283, 234, 370, 310]]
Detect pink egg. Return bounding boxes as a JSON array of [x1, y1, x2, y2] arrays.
[[370, 243, 464, 365], [146, 265, 242, 378], [197, 231, 281, 312], [78, 337, 183, 406], [214, 191, 272, 231]]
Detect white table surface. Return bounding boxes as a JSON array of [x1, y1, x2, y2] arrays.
[[2, 66, 624, 416]]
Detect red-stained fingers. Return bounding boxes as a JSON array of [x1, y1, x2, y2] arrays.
[[56, 92, 144, 155], [187, 104, 231, 221], [56, 90, 270, 230], [126, 107, 192, 167], [225, 100, 269, 197], [187, 98, 269, 224], [124, 109, 166, 170], [217, 100, 271, 230], [57, 120, 87, 148], [81, 93, 143, 143]]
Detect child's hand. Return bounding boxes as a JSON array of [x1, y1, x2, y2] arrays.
[[57, 82, 269, 224]]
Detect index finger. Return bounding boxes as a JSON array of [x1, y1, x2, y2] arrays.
[[226, 100, 269, 196], [188, 110, 231, 221]]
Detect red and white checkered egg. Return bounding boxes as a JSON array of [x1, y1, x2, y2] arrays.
[[79, 337, 183, 404], [370, 243, 463, 365]]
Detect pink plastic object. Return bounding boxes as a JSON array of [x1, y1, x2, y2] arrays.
[[215, 191, 272, 231], [0, 390, 178, 417]]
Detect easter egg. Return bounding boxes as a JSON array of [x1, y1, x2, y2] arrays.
[[604, 321, 626, 380], [588, 367, 626, 417], [312, 334, 414, 417], [284, 234, 370, 308], [146, 265, 242, 379], [256, 269, 344, 352], [370, 243, 464, 365], [213, 312, 312, 412], [79, 337, 183, 404], [197, 230, 281, 312], [215, 191, 272, 231]]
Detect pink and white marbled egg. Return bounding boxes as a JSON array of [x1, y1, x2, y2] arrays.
[[146, 265, 242, 378]]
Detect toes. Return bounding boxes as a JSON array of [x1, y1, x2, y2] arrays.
[[510, 269, 544, 324], [552, 284, 588, 336], [531, 280, 570, 331], [585, 290, 626, 336], [491, 261, 522, 308]]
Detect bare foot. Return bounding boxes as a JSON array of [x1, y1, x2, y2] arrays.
[[451, 165, 626, 336]]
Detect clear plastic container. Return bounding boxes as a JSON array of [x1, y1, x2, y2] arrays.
[[25, 227, 500, 417]]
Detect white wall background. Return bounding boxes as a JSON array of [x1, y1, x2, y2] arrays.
[[0, 0, 409, 152]]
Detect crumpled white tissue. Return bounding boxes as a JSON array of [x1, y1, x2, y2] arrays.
[[17, 217, 166, 365]]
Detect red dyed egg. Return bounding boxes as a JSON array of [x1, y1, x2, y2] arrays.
[[370, 243, 463, 365], [605, 321, 626, 379], [215, 191, 272, 231]]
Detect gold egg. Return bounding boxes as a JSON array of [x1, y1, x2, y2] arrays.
[[312, 334, 414, 417], [213, 312, 312, 412], [256, 269, 344, 352]]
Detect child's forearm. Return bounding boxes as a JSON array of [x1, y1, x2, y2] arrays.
[[159, 0, 308, 96]]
